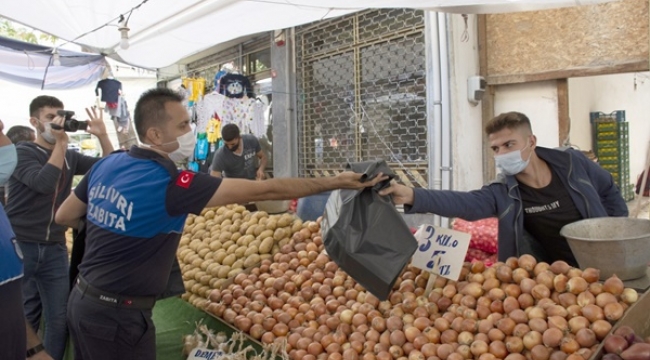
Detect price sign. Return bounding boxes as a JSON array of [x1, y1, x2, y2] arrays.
[[411, 224, 471, 281], [187, 348, 227, 360]]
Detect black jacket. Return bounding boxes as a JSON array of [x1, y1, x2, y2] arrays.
[[6, 142, 99, 243]]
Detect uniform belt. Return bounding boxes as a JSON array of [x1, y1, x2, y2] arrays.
[[75, 276, 156, 310]]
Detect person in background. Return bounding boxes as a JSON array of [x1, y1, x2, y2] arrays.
[[54, 88, 385, 360], [380, 111, 628, 266], [1, 125, 35, 205], [210, 123, 267, 181], [0, 119, 53, 360], [5, 96, 114, 360], [7, 125, 36, 144]]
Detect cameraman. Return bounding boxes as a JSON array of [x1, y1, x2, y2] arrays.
[[5, 95, 113, 360]]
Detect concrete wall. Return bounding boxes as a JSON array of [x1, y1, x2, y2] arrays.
[[493, 81, 560, 149], [569, 72, 650, 180]]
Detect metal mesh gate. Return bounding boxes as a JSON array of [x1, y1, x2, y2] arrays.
[[296, 9, 429, 187]]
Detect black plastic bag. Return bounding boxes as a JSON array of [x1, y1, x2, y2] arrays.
[[321, 160, 418, 300]]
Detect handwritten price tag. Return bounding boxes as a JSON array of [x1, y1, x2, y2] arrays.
[[411, 224, 471, 281]]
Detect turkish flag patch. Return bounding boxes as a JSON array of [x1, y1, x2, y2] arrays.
[[176, 171, 195, 189]]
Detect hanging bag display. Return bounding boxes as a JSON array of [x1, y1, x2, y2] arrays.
[[320, 160, 418, 300]]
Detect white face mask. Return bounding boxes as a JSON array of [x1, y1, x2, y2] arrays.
[[0, 144, 17, 185], [495, 142, 532, 176], [142, 130, 196, 163], [40, 122, 56, 144]]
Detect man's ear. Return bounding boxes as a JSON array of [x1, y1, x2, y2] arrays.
[[143, 127, 162, 146], [530, 134, 538, 148], [29, 117, 39, 129]]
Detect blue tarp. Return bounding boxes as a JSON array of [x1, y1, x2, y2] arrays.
[[0, 36, 106, 90]]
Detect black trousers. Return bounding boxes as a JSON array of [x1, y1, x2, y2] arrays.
[[67, 286, 155, 360], [0, 279, 26, 360]]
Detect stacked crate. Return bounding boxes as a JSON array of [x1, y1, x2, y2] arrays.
[[590, 110, 634, 201]]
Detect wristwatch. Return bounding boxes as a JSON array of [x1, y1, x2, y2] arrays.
[[26, 343, 45, 357]]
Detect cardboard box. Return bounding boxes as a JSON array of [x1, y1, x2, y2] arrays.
[[590, 289, 650, 360]]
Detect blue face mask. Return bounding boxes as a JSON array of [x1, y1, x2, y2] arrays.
[[495, 142, 532, 176], [0, 144, 17, 185]]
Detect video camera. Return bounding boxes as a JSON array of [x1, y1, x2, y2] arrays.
[[52, 110, 88, 132]]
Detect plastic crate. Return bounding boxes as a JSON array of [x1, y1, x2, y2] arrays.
[[589, 110, 626, 123]]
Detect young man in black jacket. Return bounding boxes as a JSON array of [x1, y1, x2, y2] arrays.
[[5, 96, 113, 360]]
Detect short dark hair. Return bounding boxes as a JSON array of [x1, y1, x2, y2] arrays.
[[29, 96, 64, 118], [221, 124, 241, 142], [485, 112, 533, 136], [133, 88, 184, 141], [6, 125, 35, 144]]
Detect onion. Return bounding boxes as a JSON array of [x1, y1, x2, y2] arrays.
[[497, 266, 513, 283], [548, 316, 569, 333], [581, 304, 604, 323], [523, 331, 543, 350], [510, 309, 528, 324], [560, 337, 580, 354], [518, 254, 537, 272], [488, 328, 506, 342], [589, 282, 604, 296], [503, 297, 520, 314], [566, 277, 588, 295], [549, 261, 571, 275], [566, 305, 582, 319], [529, 318, 548, 333], [513, 324, 531, 338], [505, 336, 524, 353], [577, 291, 596, 307], [603, 275, 624, 296], [497, 318, 516, 336], [536, 271, 554, 290], [512, 268, 531, 284], [458, 331, 474, 345], [520, 278, 537, 294], [568, 316, 590, 334], [543, 328, 564, 348], [603, 302, 624, 321], [596, 292, 618, 308], [437, 344, 455, 359], [440, 329, 459, 344], [504, 284, 522, 298], [546, 305, 569, 318], [558, 292, 577, 307], [531, 344, 551, 360], [532, 284, 551, 300], [534, 262, 551, 276], [621, 288, 639, 305], [518, 293, 535, 309], [575, 328, 597, 348], [581, 268, 600, 283]]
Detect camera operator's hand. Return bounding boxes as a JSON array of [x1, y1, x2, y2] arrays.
[[85, 106, 108, 137], [51, 115, 69, 147]]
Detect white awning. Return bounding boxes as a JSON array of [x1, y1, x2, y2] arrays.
[[0, 0, 615, 69]]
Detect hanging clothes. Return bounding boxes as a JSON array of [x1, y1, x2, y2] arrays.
[[95, 78, 122, 104], [206, 117, 222, 144], [218, 73, 254, 99], [182, 77, 206, 105], [221, 97, 254, 133], [195, 92, 226, 133], [250, 99, 268, 138]]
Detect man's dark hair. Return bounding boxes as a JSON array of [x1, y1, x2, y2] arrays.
[[221, 124, 241, 142], [133, 88, 184, 141], [485, 111, 533, 136], [6, 125, 35, 144], [29, 96, 64, 118]]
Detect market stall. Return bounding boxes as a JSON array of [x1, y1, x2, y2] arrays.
[[169, 201, 650, 360]]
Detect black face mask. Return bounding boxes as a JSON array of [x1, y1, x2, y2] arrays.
[[227, 141, 240, 152]]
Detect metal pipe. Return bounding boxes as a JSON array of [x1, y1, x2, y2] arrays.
[[425, 11, 442, 227], [438, 12, 453, 229]]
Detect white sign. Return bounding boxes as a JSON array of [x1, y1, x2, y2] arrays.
[[411, 224, 471, 281], [187, 348, 227, 360]]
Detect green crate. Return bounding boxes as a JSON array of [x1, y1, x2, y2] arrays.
[[590, 110, 626, 123]]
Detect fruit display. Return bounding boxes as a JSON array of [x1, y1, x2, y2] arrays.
[[177, 205, 307, 309], [453, 218, 498, 263]]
